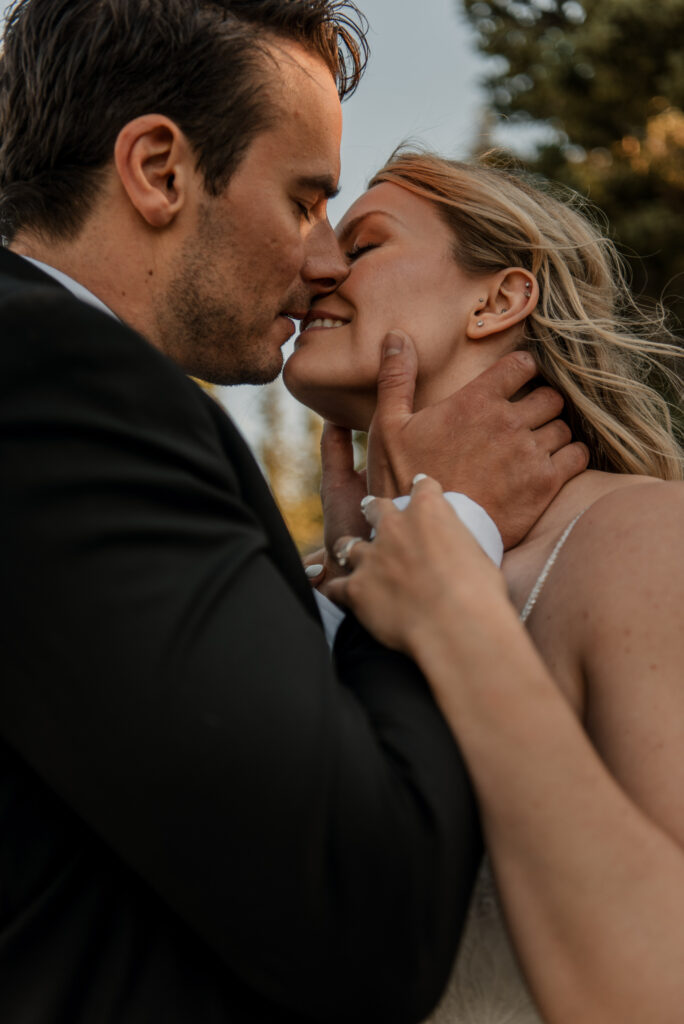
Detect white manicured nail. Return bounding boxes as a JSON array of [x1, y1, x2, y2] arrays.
[[305, 564, 324, 579], [412, 473, 428, 486], [360, 495, 375, 511]]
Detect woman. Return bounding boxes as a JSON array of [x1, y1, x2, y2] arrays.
[[284, 152, 684, 1023]]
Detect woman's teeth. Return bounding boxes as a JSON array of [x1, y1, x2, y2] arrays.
[[304, 318, 346, 331]]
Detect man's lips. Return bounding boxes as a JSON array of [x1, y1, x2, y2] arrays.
[[276, 315, 297, 342], [280, 307, 309, 322], [276, 307, 309, 340]]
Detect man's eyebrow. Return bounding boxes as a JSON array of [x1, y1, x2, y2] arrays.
[[337, 210, 401, 243], [296, 175, 340, 200]]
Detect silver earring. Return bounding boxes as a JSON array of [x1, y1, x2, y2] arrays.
[[477, 320, 484, 327], [478, 297, 485, 303], [500, 307, 509, 313]]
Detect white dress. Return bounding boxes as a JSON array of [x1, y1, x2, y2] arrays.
[[424, 512, 586, 1024], [422, 858, 543, 1024]]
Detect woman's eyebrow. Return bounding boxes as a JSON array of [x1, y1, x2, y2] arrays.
[[337, 210, 402, 244]]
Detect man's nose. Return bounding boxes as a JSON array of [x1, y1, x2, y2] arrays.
[[302, 218, 349, 294]]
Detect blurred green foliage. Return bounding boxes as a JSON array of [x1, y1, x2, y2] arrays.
[[462, 0, 684, 326]]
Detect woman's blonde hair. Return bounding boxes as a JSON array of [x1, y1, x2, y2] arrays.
[[370, 151, 684, 480]]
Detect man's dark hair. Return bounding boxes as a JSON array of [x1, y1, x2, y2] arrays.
[[0, 0, 368, 241]]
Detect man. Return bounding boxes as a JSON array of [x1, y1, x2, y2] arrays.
[[0, 2, 587, 1021]]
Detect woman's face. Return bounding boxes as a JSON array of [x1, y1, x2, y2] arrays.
[[283, 182, 487, 429]]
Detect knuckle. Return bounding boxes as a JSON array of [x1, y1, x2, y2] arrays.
[[412, 488, 440, 514], [376, 364, 409, 387], [574, 442, 591, 468], [510, 349, 535, 372], [556, 420, 572, 444], [505, 406, 524, 433], [538, 386, 565, 414]]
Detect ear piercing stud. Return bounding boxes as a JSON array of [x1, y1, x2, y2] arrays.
[[477, 319, 484, 327]]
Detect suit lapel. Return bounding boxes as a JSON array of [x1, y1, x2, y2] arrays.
[[199, 392, 321, 622]]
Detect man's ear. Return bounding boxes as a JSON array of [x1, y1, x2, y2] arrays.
[[466, 268, 538, 339], [114, 115, 195, 228]]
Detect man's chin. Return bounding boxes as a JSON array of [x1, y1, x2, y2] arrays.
[[196, 355, 284, 388]]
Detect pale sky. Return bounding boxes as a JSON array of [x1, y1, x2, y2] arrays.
[[0, 0, 492, 454], [326, 0, 487, 223]]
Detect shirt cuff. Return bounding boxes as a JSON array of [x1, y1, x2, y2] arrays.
[[392, 492, 503, 566], [313, 589, 347, 649], [313, 492, 503, 650]]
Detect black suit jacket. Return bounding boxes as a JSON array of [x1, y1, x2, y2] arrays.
[[0, 248, 481, 1023]]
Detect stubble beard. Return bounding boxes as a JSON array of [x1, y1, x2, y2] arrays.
[[153, 220, 284, 387]]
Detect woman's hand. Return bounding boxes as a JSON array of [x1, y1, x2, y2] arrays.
[[302, 545, 350, 602], [326, 474, 509, 658]]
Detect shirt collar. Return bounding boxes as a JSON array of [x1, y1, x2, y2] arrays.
[[20, 254, 120, 322]]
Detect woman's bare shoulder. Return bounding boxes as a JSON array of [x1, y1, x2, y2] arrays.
[[513, 475, 681, 718], [565, 479, 683, 658], [537, 476, 681, 653], [568, 481, 684, 836], [561, 478, 682, 589], [576, 478, 683, 552]]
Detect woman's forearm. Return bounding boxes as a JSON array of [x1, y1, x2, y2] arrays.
[[413, 600, 684, 1024]]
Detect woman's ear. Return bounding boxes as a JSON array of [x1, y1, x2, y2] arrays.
[[466, 269, 538, 340], [114, 115, 194, 229]]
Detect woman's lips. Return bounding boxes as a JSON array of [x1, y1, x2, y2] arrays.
[[300, 308, 351, 333], [301, 317, 347, 332]]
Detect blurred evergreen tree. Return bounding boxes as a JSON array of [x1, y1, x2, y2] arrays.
[[462, 0, 684, 324]]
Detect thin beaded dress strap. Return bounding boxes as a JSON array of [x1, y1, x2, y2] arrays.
[[520, 509, 587, 624]]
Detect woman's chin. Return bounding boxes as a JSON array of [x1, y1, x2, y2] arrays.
[[282, 365, 371, 430]]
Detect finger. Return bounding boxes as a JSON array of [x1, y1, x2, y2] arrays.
[[304, 563, 325, 584], [325, 575, 350, 608], [471, 349, 538, 399], [304, 546, 327, 568], [333, 535, 368, 569], [514, 386, 565, 429], [321, 421, 355, 482], [410, 472, 444, 496], [360, 495, 395, 530], [532, 418, 572, 455], [373, 329, 418, 425], [550, 441, 590, 484]]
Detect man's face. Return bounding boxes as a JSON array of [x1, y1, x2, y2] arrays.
[[155, 40, 348, 385]]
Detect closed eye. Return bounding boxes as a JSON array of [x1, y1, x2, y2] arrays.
[[294, 200, 312, 222], [346, 242, 377, 262]]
